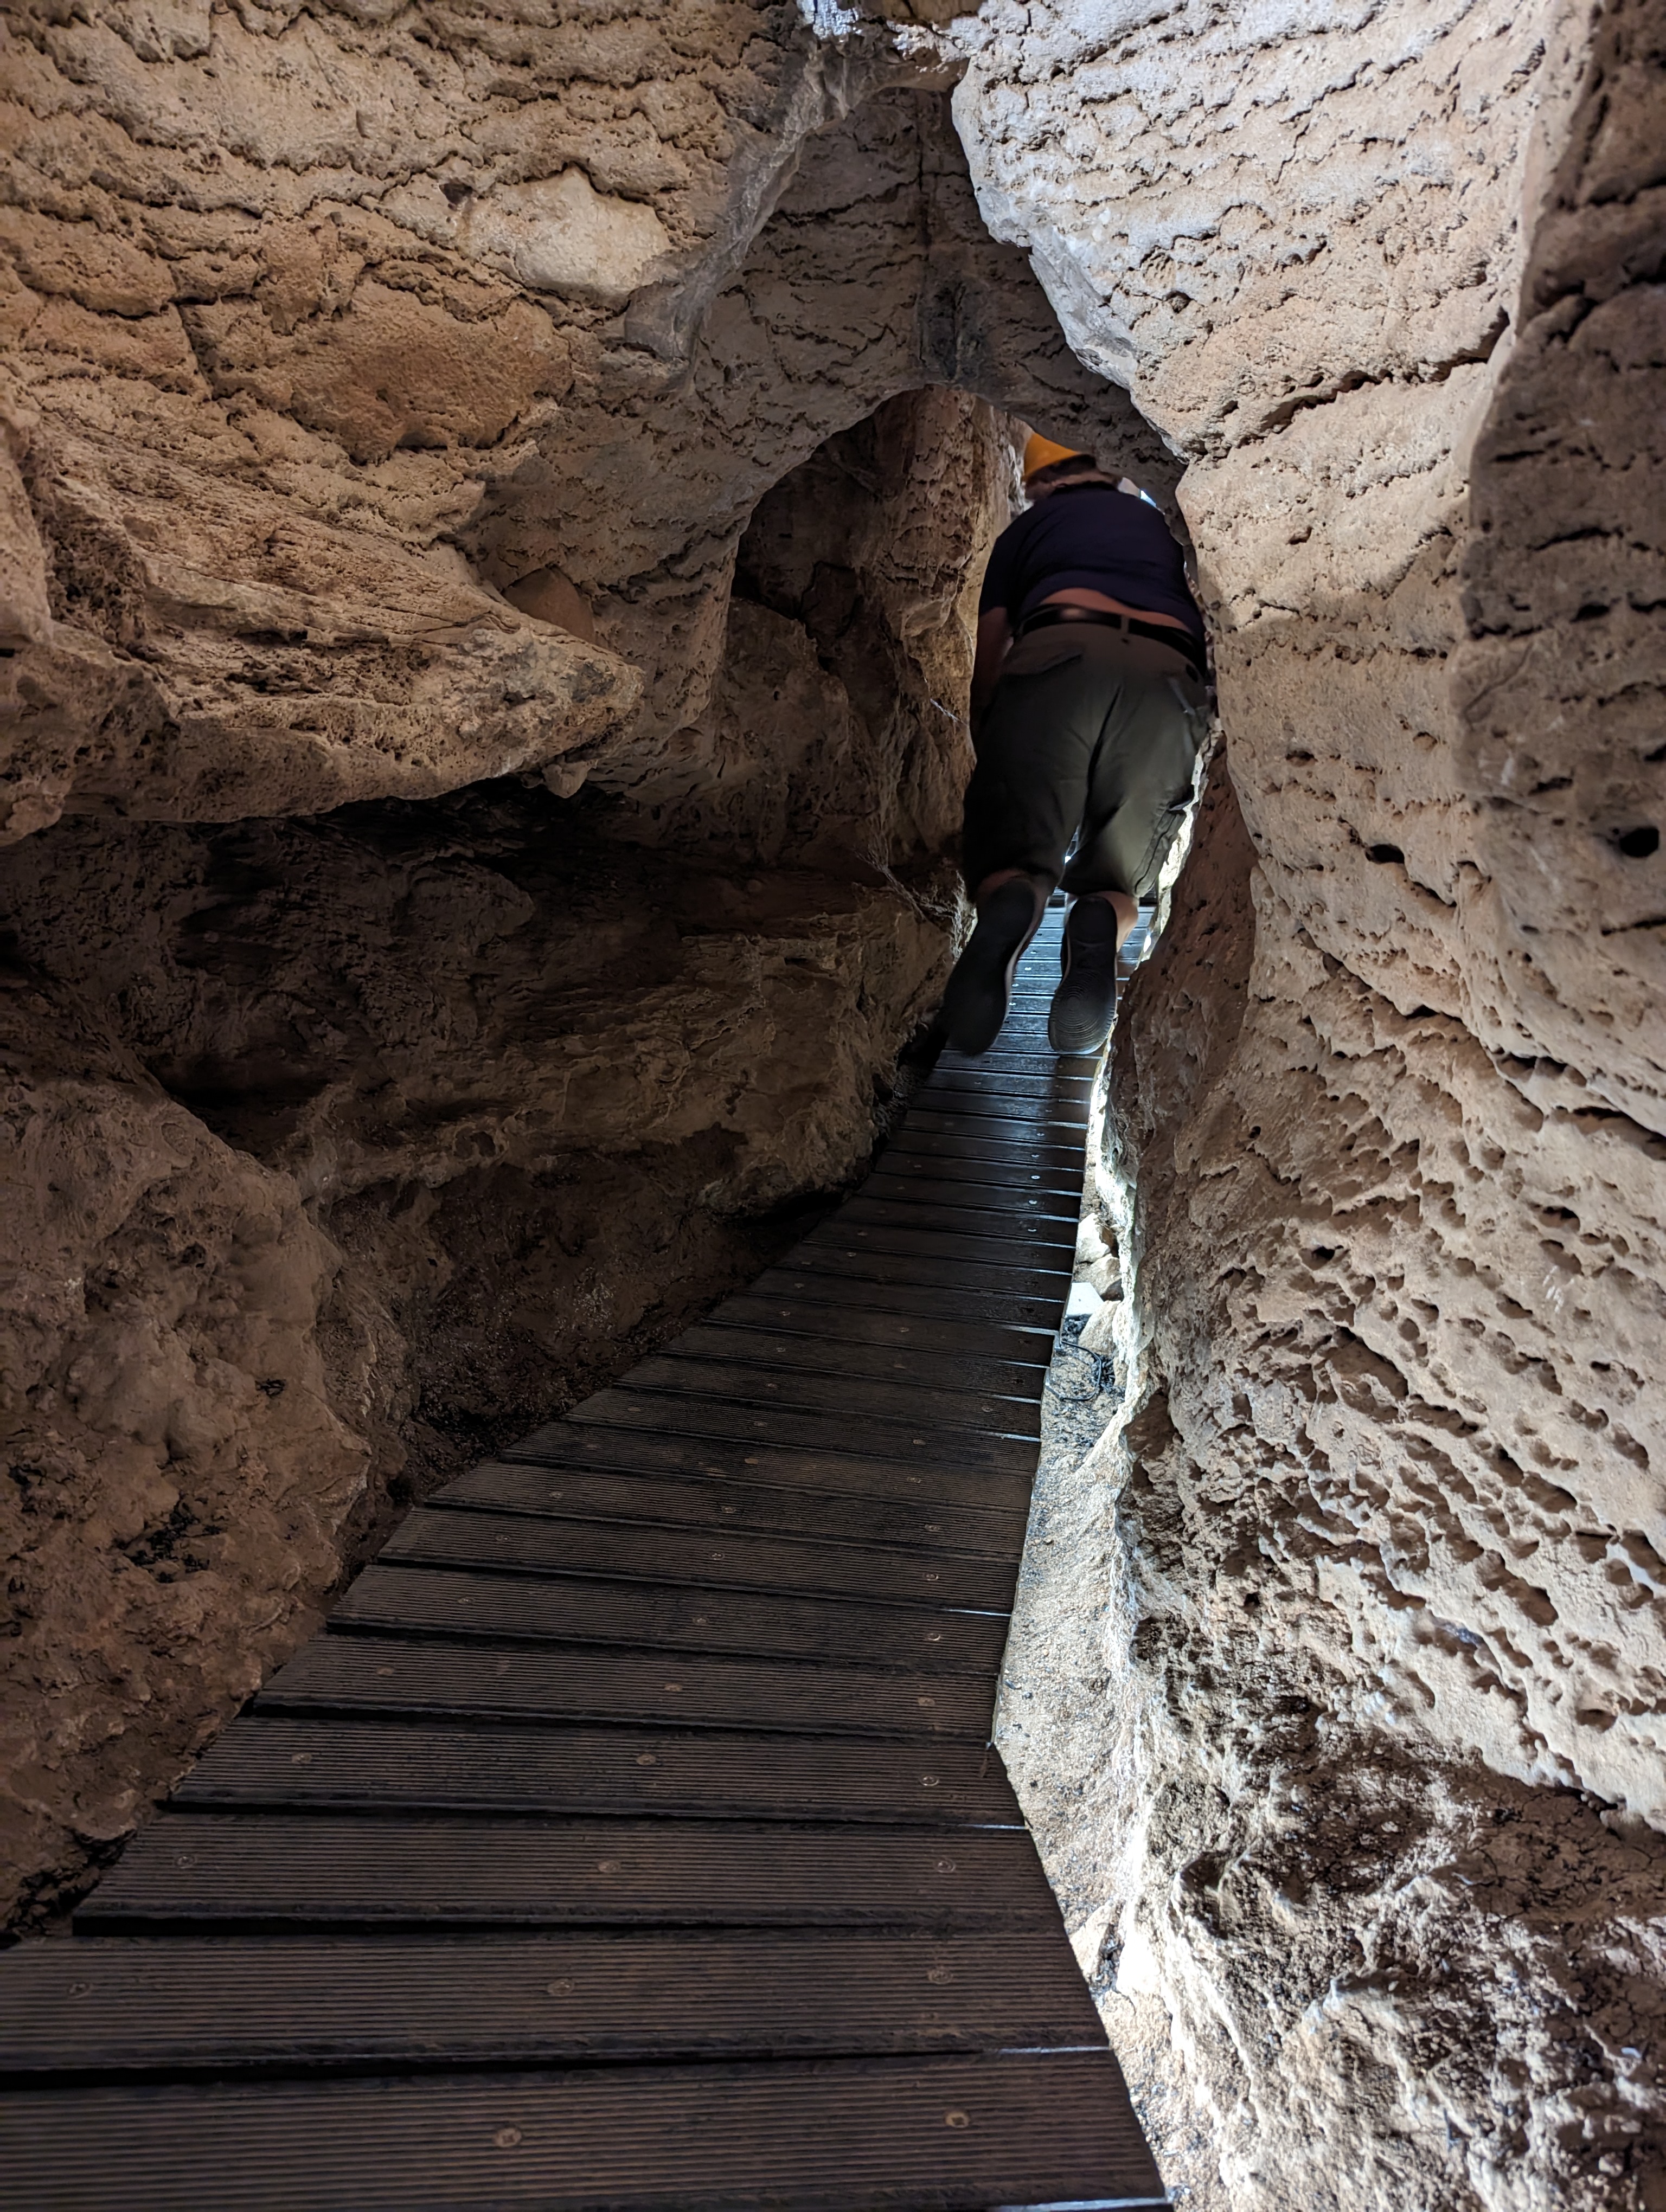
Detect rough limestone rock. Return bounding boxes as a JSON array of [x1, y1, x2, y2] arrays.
[[1, 962, 369, 1921], [0, 794, 954, 1919], [1, 4, 1168, 1925], [862, 1, 1666, 2205], [1, 4, 1163, 835], [1, 426, 642, 839], [6, 4, 1663, 2207]]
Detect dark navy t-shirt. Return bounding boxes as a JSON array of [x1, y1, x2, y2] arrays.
[[978, 483, 1203, 641]]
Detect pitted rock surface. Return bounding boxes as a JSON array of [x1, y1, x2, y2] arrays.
[[4, 3, 1665, 2206], [879, 2, 1666, 2204]]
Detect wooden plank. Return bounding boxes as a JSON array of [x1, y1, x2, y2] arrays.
[[787, 1221, 1071, 1291], [569, 1387, 1040, 1476], [744, 1263, 1067, 1333], [335, 1565, 1010, 1674], [80, 1813, 1066, 1933], [702, 1293, 1055, 1368], [983, 1036, 1063, 1051], [877, 1128, 1079, 1163], [911, 1087, 1093, 1120], [175, 1715, 1026, 1828], [878, 1142, 1087, 1185], [790, 1243, 1063, 1297], [658, 1321, 1047, 1402], [381, 1507, 1020, 1612], [861, 1172, 1081, 1211], [940, 1033, 1072, 1053], [944, 1065, 1093, 1084], [901, 1100, 1090, 1135], [839, 1195, 1077, 1246], [846, 1179, 1080, 1225], [858, 1150, 1079, 1203], [501, 1422, 1036, 1515], [917, 1071, 1094, 1104], [258, 1634, 995, 1741], [0, 1932, 1104, 2076], [915, 1049, 1084, 1079], [998, 1013, 1079, 1027], [789, 1224, 1073, 1278], [875, 1133, 1086, 1179], [992, 1014, 1099, 1033], [952, 1036, 1061, 1058], [620, 1354, 1041, 1443], [849, 1176, 1071, 1230], [432, 1461, 1027, 1559], [911, 1075, 1093, 1106], [933, 1058, 1087, 1078], [0, 2052, 1168, 2210]]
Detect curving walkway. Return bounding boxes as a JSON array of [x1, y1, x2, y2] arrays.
[[0, 899, 1168, 2210]]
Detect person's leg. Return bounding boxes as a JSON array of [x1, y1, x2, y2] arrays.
[[1065, 639, 1205, 896], [961, 641, 1107, 891], [1049, 636, 1206, 1053], [943, 640, 1113, 1054]]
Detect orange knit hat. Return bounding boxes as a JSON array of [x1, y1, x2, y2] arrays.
[[1022, 432, 1093, 481]]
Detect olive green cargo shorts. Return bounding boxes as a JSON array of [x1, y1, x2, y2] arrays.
[[962, 625, 1207, 898]]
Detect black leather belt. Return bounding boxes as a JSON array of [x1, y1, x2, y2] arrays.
[[1017, 603, 1205, 678]]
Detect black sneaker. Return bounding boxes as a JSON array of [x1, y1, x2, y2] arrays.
[[1049, 897, 1119, 1053], [940, 878, 1043, 1055]]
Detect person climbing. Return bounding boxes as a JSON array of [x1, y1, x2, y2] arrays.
[[940, 432, 1209, 1057]]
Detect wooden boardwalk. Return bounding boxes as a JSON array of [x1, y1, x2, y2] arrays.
[[0, 902, 1168, 2209]]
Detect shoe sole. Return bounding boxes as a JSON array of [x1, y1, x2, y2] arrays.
[[1048, 907, 1119, 1054], [940, 880, 1043, 1056]]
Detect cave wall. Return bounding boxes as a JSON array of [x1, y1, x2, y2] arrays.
[[0, 12, 1170, 1926], [0, 784, 958, 1922], [1, 14, 1170, 834], [877, 2, 1664, 2207], [6, 6, 1662, 2203]]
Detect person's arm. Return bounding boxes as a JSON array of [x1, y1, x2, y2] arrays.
[[971, 516, 1021, 731], [970, 607, 1011, 731]]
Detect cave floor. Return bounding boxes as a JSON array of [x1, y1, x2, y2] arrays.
[[0, 909, 1167, 2210]]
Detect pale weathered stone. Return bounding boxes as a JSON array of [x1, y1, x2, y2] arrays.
[[2, 423, 642, 835], [460, 169, 675, 304], [874, 0, 1666, 2203]]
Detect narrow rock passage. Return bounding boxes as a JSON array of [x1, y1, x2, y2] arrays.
[[0, 903, 1166, 2210]]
